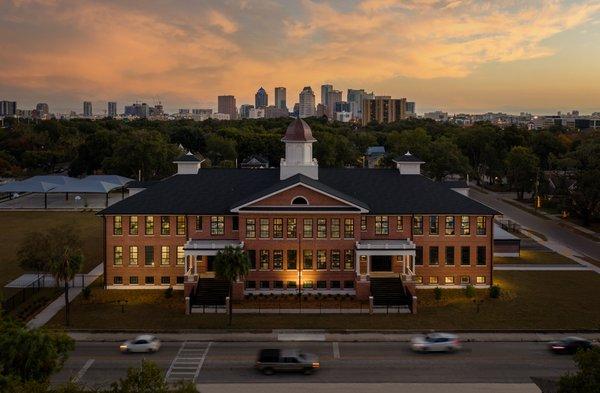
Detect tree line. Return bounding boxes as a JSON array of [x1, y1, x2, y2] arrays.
[[0, 117, 598, 225]]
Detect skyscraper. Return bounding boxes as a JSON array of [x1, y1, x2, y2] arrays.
[[326, 90, 343, 118], [274, 87, 287, 110], [347, 89, 374, 120], [0, 101, 17, 116], [239, 104, 254, 119], [255, 87, 268, 108], [321, 84, 333, 107], [36, 103, 49, 115], [361, 96, 407, 125], [108, 101, 117, 117], [299, 86, 316, 118], [83, 101, 93, 117], [218, 95, 237, 119]]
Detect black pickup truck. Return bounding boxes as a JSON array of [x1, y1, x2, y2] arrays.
[[255, 348, 320, 375]]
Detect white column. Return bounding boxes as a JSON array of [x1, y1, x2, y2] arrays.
[[355, 251, 361, 277], [194, 255, 198, 275], [366, 255, 370, 276]]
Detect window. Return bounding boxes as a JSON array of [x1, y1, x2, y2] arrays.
[[317, 219, 327, 238], [259, 250, 269, 270], [476, 276, 486, 284], [375, 216, 389, 235], [414, 276, 423, 284], [113, 216, 122, 235], [260, 281, 270, 289], [145, 276, 154, 285], [429, 276, 438, 285], [145, 246, 154, 266], [211, 216, 224, 235], [444, 276, 454, 284], [413, 215, 423, 235], [331, 250, 341, 270], [232, 216, 239, 231], [113, 246, 123, 266], [287, 250, 297, 270], [476, 216, 486, 235], [461, 276, 470, 285], [445, 216, 455, 235], [247, 250, 256, 270], [303, 219, 313, 238], [429, 246, 439, 266], [273, 250, 283, 270], [331, 219, 340, 238], [292, 196, 308, 205], [477, 246, 486, 265], [461, 246, 470, 265], [129, 246, 138, 265], [195, 216, 203, 231], [176, 246, 184, 265], [287, 218, 297, 238], [415, 246, 423, 265], [176, 276, 184, 284], [360, 216, 367, 231], [129, 276, 138, 285], [176, 216, 186, 235], [460, 216, 470, 235], [331, 280, 341, 289], [129, 216, 138, 235], [161, 246, 170, 265], [317, 250, 327, 270], [245, 280, 256, 289], [303, 250, 313, 269], [287, 281, 297, 289], [273, 218, 283, 238], [259, 218, 269, 238], [161, 276, 171, 285], [344, 218, 354, 238], [274, 280, 284, 289], [397, 216, 403, 231], [344, 250, 354, 270], [317, 280, 327, 289], [303, 280, 314, 289], [343, 280, 355, 289], [145, 216, 154, 235], [114, 276, 123, 285], [429, 216, 439, 235], [445, 246, 455, 265], [246, 219, 256, 238], [161, 216, 170, 235]]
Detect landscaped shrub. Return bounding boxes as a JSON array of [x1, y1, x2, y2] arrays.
[[164, 286, 173, 299], [489, 285, 501, 299], [82, 286, 91, 300], [434, 287, 442, 301], [465, 285, 476, 299]]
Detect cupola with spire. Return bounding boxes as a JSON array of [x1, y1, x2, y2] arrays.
[[280, 118, 318, 180], [173, 151, 204, 175], [393, 151, 425, 175]]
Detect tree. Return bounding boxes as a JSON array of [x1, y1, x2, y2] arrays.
[[16, 231, 52, 286], [558, 347, 600, 393], [0, 317, 74, 385], [109, 360, 198, 393], [505, 146, 540, 200], [47, 225, 85, 327], [424, 136, 470, 180], [566, 137, 600, 226], [214, 246, 250, 326]]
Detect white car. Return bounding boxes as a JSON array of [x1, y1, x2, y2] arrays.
[[410, 333, 461, 353], [120, 335, 161, 353]]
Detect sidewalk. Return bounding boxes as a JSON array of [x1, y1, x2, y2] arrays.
[[493, 264, 590, 271], [27, 263, 103, 329]]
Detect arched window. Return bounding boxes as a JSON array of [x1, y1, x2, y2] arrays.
[[291, 196, 308, 205]]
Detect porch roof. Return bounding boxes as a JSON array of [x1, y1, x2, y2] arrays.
[[183, 239, 243, 251], [356, 239, 415, 250]]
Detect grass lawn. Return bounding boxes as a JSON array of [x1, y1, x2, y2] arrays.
[[494, 249, 579, 265], [47, 271, 600, 331], [0, 211, 102, 293]]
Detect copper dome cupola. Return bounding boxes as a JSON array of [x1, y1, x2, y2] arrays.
[[282, 118, 316, 142]]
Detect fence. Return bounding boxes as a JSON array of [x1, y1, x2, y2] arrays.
[[2, 275, 44, 313]]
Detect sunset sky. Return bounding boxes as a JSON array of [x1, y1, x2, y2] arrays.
[[1, 0, 600, 114]]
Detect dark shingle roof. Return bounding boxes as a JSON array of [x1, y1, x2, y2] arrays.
[[100, 168, 497, 215], [393, 152, 424, 162], [174, 152, 201, 162], [441, 180, 469, 189]]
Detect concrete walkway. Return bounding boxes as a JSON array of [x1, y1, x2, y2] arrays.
[[27, 264, 103, 329], [494, 264, 591, 271]]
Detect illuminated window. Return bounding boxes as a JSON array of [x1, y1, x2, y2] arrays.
[[414, 276, 423, 284], [476, 276, 486, 284], [176, 216, 186, 235], [303, 250, 313, 269], [303, 219, 313, 238], [246, 219, 256, 238], [375, 216, 389, 235], [344, 218, 354, 238], [260, 250, 269, 270], [145, 216, 154, 235], [317, 219, 327, 238], [476, 216, 486, 235], [273, 218, 283, 238], [460, 216, 470, 235], [444, 276, 454, 284], [273, 250, 283, 270], [161, 216, 170, 235], [397, 216, 403, 231], [129, 216, 138, 235], [331, 219, 340, 238], [413, 215, 423, 235], [113, 216, 122, 235], [195, 216, 203, 231], [129, 246, 138, 265], [344, 250, 354, 270], [161, 246, 170, 265], [176, 246, 184, 265], [113, 246, 123, 266], [259, 218, 269, 238], [445, 216, 455, 235], [287, 218, 297, 238], [429, 276, 438, 285], [360, 216, 367, 231], [211, 216, 224, 235], [317, 250, 327, 269], [331, 250, 341, 270]]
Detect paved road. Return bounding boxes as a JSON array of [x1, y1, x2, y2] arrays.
[[52, 341, 576, 388], [470, 189, 600, 261]]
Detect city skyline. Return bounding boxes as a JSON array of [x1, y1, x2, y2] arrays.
[[1, 1, 600, 114]]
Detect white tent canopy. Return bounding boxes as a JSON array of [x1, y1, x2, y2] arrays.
[[0, 175, 77, 193]]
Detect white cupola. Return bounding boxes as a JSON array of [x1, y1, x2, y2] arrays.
[[393, 151, 424, 175], [173, 151, 204, 175], [280, 118, 319, 180]]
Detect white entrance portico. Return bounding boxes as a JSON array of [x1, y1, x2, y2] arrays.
[[183, 239, 244, 282], [355, 239, 416, 280]]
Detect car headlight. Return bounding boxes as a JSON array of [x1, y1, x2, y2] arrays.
[[312, 362, 320, 368]]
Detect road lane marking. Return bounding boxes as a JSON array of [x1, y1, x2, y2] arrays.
[[194, 342, 212, 382], [73, 359, 94, 383], [333, 342, 340, 359], [165, 341, 212, 384]]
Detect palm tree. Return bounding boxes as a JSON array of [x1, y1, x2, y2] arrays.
[[214, 246, 250, 326], [48, 225, 84, 327]]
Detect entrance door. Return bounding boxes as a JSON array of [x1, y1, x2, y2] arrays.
[[371, 255, 392, 272], [207, 256, 215, 272]]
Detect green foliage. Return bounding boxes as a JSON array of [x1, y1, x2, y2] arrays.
[[434, 287, 442, 301], [214, 246, 250, 325], [464, 284, 476, 299], [489, 285, 501, 299], [0, 316, 74, 384], [505, 146, 540, 199], [82, 286, 92, 300], [164, 286, 173, 299], [16, 230, 51, 275], [558, 347, 600, 393], [109, 360, 168, 393]]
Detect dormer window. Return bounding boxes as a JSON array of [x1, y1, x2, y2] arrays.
[[291, 196, 308, 205]]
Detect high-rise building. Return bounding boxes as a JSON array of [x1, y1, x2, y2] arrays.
[[218, 95, 237, 119], [274, 87, 287, 110], [405, 102, 416, 116], [316, 104, 326, 118], [249, 107, 265, 119], [239, 104, 254, 119], [347, 89, 374, 120], [326, 90, 343, 118], [293, 103, 300, 118], [265, 105, 289, 119], [108, 102, 117, 117], [255, 87, 268, 108], [321, 84, 333, 107], [361, 96, 407, 125], [36, 103, 49, 115], [299, 86, 316, 118], [0, 101, 17, 116], [83, 101, 93, 117]]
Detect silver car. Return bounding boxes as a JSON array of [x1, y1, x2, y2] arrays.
[[411, 333, 461, 353], [120, 335, 161, 353]]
